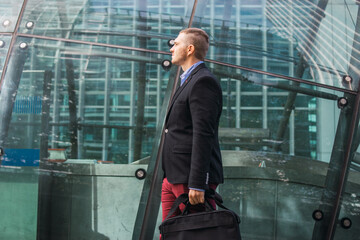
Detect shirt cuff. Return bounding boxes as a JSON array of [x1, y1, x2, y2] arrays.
[[189, 187, 205, 192]]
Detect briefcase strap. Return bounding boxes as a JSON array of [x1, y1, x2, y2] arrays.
[[164, 193, 189, 221]]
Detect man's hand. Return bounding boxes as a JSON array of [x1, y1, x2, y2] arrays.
[[189, 189, 205, 205]]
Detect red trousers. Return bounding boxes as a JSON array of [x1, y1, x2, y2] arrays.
[[161, 178, 217, 221]]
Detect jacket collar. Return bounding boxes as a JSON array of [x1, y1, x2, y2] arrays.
[[172, 63, 205, 101], [165, 63, 206, 122]]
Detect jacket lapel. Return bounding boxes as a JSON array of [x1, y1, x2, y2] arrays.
[[165, 63, 205, 122]]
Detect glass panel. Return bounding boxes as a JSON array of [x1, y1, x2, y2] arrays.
[[0, 0, 24, 32], [0, 37, 37, 240], [0, 35, 11, 74], [0, 167, 38, 239], [191, 0, 359, 91], [0, 35, 174, 239], [19, 0, 194, 51], [1, 0, 360, 239], [207, 61, 347, 239]]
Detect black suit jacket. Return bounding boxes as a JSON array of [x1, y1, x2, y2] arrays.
[[162, 63, 224, 190]]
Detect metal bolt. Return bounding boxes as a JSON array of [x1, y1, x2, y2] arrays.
[[312, 210, 323, 221], [161, 60, 172, 71], [0, 40, 5, 48], [135, 168, 146, 180], [26, 21, 34, 29], [340, 98, 347, 105], [137, 171, 144, 178], [19, 42, 28, 49], [162, 60, 171, 67], [340, 217, 352, 229], [168, 39, 175, 47], [3, 19, 11, 27], [342, 75, 352, 83], [337, 97, 348, 109]]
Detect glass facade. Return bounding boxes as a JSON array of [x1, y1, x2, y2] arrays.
[[0, 0, 359, 239]]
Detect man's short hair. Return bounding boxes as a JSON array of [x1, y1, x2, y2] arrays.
[[180, 28, 209, 60]]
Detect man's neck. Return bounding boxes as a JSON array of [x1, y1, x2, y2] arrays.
[[181, 58, 201, 72]]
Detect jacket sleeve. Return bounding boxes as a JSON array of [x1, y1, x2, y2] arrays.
[[188, 75, 222, 189]]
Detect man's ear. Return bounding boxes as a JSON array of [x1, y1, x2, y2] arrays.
[[187, 44, 195, 56]]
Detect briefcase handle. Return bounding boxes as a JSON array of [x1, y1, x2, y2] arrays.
[[164, 190, 236, 222]]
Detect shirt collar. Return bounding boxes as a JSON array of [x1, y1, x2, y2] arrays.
[[180, 61, 203, 86]]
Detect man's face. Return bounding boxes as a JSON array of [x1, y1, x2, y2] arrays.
[[170, 33, 189, 66]]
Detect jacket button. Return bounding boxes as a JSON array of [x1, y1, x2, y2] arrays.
[[165, 129, 168, 133]]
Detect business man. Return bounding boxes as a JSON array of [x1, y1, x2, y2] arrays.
[[161, 28, 223, 221]]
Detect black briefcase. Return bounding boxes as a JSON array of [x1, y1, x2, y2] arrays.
[[159, 192, 242, 240]]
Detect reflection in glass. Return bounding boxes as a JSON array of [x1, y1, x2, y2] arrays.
[[4, 36, 173, 164], [210, 62, 340, 161], [0, 0, 24, 32], [189, 0, 359, 91], [19, 0, 193, 51]]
